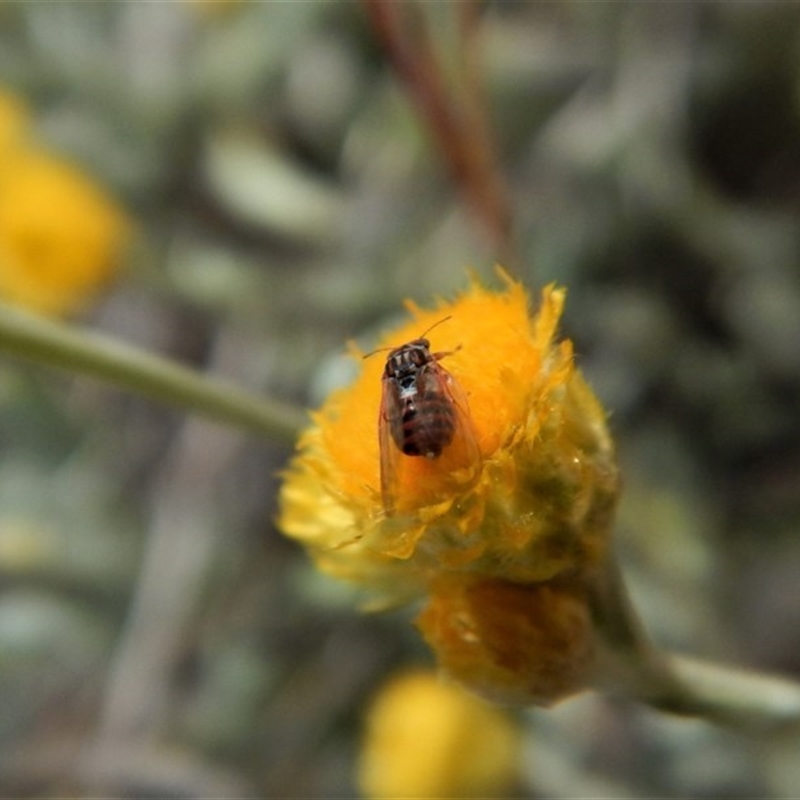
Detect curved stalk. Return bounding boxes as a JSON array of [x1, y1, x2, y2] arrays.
[[589, 555, 800, 733], [0, 301, 305, 444]]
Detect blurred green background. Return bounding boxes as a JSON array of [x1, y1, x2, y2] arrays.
[[1, 1, 800, 796]]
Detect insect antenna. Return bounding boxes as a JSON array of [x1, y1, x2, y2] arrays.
[[362, 315, 454, 360], [417, 314, 452, 340], [362, 344, 394, 361]]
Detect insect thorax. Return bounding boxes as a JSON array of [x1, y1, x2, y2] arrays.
[[385, 339, 432, 378]]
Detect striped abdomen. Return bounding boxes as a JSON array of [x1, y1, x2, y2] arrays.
[[390, 385, 457, 457]]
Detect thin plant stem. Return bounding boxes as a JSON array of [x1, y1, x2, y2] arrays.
[[362, 0, 514, 261], [590, 555, 800, 733], [0, 301, 305, 444]]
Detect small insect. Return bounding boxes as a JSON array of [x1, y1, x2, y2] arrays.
[[366, 318, 481, 514]]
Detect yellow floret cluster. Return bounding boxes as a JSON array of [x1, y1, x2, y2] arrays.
[[279, 272, 620, 705]]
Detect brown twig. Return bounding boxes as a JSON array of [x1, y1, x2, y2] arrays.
[[362, 0, 514, 263]]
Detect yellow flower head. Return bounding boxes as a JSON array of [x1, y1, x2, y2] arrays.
[[358, 669, 520, 799], [0, 148, 131, 317], [279, 272, 620, 703]]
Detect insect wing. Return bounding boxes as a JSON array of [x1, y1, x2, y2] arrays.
[[378, 360, 481, 516], [431, 362, 482, 478], [378, 373, 405, 515]]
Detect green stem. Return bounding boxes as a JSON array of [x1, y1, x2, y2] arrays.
[[589, 555, 800, 733], [661, 652, 800, 731], [0, 301, 306, 444]]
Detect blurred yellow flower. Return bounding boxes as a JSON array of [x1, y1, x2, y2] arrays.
[[0, 148, 131, 317], [279, 272, 620, 704], [358, 669, 521, 799]]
